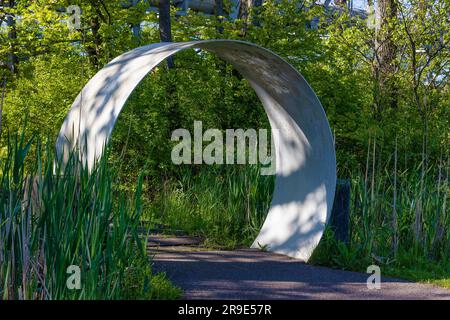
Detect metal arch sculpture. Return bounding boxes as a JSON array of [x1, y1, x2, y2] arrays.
[[56, 40, 336, 261]]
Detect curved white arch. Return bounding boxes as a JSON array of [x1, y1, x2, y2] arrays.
[[56, 40, 336, 261]]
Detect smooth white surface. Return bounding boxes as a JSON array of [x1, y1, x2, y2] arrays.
[[56, 40, 336, 261]]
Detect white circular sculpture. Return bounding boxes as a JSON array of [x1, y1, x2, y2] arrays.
[[56, 40, 336, 261]]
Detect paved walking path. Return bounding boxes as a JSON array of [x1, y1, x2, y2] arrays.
[[148, 237, 450, 300]]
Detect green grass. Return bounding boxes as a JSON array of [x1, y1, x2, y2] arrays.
[[0, 130, 180, 300], [384, 267, 450, 290], [144, 164, 275, 249], [122, 256, 182, 299], [147, 273, 183, 299]]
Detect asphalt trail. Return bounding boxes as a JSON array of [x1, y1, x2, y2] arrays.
[[149, 242, 450, 300]]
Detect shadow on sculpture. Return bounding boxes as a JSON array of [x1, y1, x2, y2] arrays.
[[56, 40, 336, 261]]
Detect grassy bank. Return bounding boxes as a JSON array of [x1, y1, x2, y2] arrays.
[[145, 165, 274, 249]]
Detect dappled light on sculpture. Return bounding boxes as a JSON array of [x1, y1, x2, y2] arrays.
[[56, 40, 336, 261]]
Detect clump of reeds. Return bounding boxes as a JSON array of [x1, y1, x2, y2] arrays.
[[147, 164, 275, 248], [0, 131, 149, 300], [312, 134, 449, 282]]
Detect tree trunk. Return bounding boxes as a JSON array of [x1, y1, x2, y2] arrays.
[[159, 0, 174, 68], [253, 0, 263, 26], [238, 0, 251, 20], [86, 16, 102, 69], [374, 0, 398, 117], [238, 0, 252, 36], [238, 0, 263, 34], [6, 0, 18, 74], [215, 0, 224, 17], [215, 0, 224, 34]]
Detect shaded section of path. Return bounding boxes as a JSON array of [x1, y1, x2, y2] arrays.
[[149, 243, 450, 300], [147, 235, 204, 247]]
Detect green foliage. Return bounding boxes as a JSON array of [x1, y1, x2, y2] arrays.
[[122, 261, 182, 300], [3, 55, 86, 141], [145, 165, 275, 248], [0, 130, 177, 300], [3, 0, 448, 170], [109, 52, 268, 188]]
